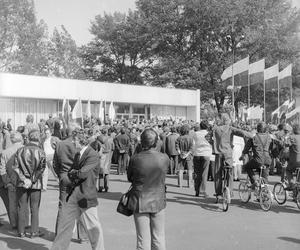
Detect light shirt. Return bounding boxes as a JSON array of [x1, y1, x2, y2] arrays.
[[43, 137, 54, 156], [79, 145, 89, 159], [193, 130, 212, 157]]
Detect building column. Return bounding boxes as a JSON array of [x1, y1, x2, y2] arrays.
[[196, 89, 201, 123], [129, 104, 133, 119]]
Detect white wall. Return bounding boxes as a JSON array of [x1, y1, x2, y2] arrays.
[[0, 73, 197, 106]]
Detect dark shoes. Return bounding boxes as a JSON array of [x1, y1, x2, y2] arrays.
[[17, 232, 26, 238], [29, 231, 44, 238]]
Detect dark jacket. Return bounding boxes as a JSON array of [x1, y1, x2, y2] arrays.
[[242, 133, 274, 166], [53, 137, 77, 188], [287, 134, 300, 168], [14, 142, 46, 189], [115, 133, 131, 154], [127, 149, 169, 213], [166, 133, 179, 156], [68, 146, 100, 208]]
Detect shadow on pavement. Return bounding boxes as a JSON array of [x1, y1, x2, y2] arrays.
[[0, 236, 49, 250], [97, 191, 123, 201], [109, 178, 129, 183], [278, 236, 300, 244]]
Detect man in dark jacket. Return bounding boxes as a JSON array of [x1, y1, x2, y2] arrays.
[[165, 127, 179, 175], [241, 122, 275, 187], [51, 129, 104, 250], [115, 127, 131, 175]]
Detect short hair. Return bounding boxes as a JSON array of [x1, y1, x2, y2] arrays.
[[278, 123, 284, 130], [120, 127, 126, 134], [180, 124, 190, 135], [194, 123, 200, 131], [26, 114, 34, 123], [73, 128, 89, 146], [66, 122, 80, 137], [28, 129, 40, 142], [257, 122, 267, 133], [141, 128, 158, 150], [220, 113, 231, 125], [10, 131, 23, 143], [293, 124, 300, 135], [170, 126, 177, 133], [200, 120, 209, 130]]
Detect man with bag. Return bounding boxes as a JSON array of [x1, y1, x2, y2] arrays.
[[51, 128, 104, 250]]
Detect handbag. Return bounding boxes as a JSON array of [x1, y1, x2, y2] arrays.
[[117, 186, 133, 216]]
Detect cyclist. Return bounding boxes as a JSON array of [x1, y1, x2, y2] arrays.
[[240, 122, 276, 189], [285, 124, 300, 190]]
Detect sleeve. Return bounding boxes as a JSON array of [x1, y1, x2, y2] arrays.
[[0, 153, 11, 186], [127, 157, 134, 183], [52, 147, 60, 177], [32, 150, 46, 184], [242, 138, 253, 155], [77, 152, 100, 180]]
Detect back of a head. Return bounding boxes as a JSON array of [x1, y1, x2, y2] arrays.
[[67, 122, 81, 137], [170, 126, 176, 133], [141, 128, 158, 150], [257, 122, 267, 133], [74, 128, 89, 146], [26, 114, 34, 123], [200, 120, 209, 130], [120, 127, 126, 134], [28, 129, 40, 142], [180, 124, 190, 135]]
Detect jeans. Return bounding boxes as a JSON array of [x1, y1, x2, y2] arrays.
[[168, 155, 178, 175], [244, 159, 269, 184], [193, 156, 210, 195], [118, 153, 128, 174], [51, 187, 105, 250], [134, 209, 166, 250], [17, 187, 41, 234], [214, 154, 233, 196]]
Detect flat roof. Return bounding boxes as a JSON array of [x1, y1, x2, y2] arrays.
[[0, 73, 198, 106]]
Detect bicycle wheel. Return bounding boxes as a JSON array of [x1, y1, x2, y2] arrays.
[[259, 187, 273, 211], [273, 183, 287, 205], [238, 182, 251, 203], [222, 187, 230, 212], [296, 190, 300, 210]]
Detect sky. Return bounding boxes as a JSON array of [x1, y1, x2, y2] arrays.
[[34, 0, 300, 46], [34, 0, 137, 46]]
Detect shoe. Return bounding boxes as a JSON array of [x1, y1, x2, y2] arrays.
[[104, 188, 108, 192], [18, 232, 25, 238], [195, 191, 199, 197], [29, 231, 44, 238], [78, 238, 89, 244]]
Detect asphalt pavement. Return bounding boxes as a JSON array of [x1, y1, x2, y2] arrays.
[[0, 169, 299, 250]]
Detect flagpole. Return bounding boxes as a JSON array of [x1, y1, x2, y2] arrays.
[[80, 98, 83, 128], [248, 69, 250, 111], [232, 49, 235, 120], [264, 76, 266, 122]]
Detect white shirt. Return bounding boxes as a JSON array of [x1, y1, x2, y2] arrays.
[[79, 145, 89, 159]]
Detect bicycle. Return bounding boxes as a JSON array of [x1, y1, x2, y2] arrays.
[[273, 168, 300, 209], [238, 165, 273, 211], [221, 166, 231, 212]]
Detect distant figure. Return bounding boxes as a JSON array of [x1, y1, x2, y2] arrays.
[[127, 128, 169, 250], [6, 118, 12, 132]]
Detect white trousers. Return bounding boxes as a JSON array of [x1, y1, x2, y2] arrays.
[[51, 188, 105, 250]]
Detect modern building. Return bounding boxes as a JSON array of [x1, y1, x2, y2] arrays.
[[0, 73, 200, 129]]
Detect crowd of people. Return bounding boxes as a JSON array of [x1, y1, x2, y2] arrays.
[[0, 112, 299, 250]]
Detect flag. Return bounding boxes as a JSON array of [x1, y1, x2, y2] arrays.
[[62, 99, 71, 126], [249, 58, 265, 85], [222, 56, 249, 87], [86, 100, 91, 118], [279, 64, 292, 89], [108, 101, 115, 121], [72, 99, 83, 120], [264, 64, 279, 91], [98, 100, 104, 122]]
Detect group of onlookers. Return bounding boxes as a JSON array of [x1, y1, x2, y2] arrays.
[[1, 113, 300, 250]]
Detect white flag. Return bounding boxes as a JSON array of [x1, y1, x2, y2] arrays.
[[86, 100, 91, 118], [108, 101, 115, 120], [264, 63, 279, 80], [72, 99, 83, 120], [249, 58, 265, 75], [221, 56, 249, 81], [278, 64, 292, 80]]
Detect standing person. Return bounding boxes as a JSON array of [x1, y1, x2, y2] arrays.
[[115, 127, 130, 175], [176, 125, 194, 188], [165, 127, 179, 175], [212, 113, 250, 201], [193, 121, 212, 197], [46, 114, 55, 133], [0, 131, 24, 229], [6, 118, 13, 132], [98, 128, 114, 192], [23, 114, 39, 141], [51, 129, 104, 250], [13, 130, 46, 238], [52, 123, 87, 242], [127, 128, 169, 250], [41, 128, 60, 190]]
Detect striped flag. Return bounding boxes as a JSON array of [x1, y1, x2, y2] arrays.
[[86, 100, 91, 118], [108, 101, 115, 121], [99, 100, 104, 122], [62, 99, 71, 126], [264, 64, 279, 91], [222, 56, 249, 87], [279, 64, 292, 89], [249, 59, 265, 85]]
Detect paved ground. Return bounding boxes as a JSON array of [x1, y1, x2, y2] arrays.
[[0, 170, 299, 250]]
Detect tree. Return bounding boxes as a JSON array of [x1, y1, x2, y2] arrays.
[[48, 26, 85, 79], [0, 0, 49, 75], [81, 10, 154, 84]]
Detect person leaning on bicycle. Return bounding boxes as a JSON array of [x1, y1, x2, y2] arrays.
[[240, 122, 277, 189], [285, 124, 300, 190]]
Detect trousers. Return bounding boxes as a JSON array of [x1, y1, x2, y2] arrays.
[[51, 187, 104, 250], [134, 209, 166, 250]]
